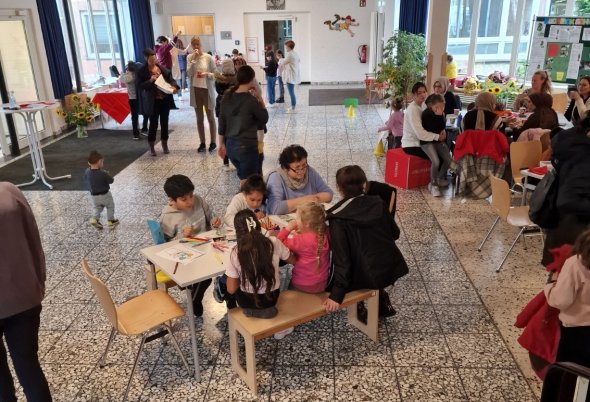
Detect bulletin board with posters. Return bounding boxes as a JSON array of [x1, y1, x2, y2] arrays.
[[526, 16, 590, 84]]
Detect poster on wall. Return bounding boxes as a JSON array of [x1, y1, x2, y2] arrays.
[[266, 0, 285, 11], [246, 37, 258, 63]]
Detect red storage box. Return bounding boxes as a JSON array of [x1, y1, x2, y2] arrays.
[[384, 148, 431, 189]]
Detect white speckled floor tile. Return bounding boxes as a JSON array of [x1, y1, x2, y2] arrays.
[[334, 366, 401, 401], [396, 366, 468, 401], [391, 332, 454, 367]]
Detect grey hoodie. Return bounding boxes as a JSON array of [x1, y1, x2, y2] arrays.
[[159, 194, 214, 240]]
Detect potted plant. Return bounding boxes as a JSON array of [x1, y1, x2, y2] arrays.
[[376, 30, 427, 107], [56, 94, 98, 138]]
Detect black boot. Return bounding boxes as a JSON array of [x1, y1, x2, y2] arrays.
[[148, 141, 156, 156], [378, 289, 396, 317], [133, 130, 140, 140], [190, 278, 212, 317], [162, 140, 169, 154]]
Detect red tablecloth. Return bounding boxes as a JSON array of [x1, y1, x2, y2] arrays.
[[92, 89, 130, 124]]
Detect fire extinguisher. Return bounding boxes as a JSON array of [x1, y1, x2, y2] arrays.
[[358, 45, 367, 63]]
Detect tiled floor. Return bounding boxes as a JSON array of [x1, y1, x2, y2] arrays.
[[4, 85, 546, 401]]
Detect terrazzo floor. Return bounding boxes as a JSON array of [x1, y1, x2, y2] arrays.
[[3, 85, 546, 401]]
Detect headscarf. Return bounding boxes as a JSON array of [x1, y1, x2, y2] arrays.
[[474, 92, 497, 130], [221, 59, 235, 75], [434, 77, 450, 94], [528, 93, 558, 130], [0, 182, 46, 318]]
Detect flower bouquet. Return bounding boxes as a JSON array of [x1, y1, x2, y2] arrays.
[[482, 75, 523, 111], [56, 94, 99, 138]]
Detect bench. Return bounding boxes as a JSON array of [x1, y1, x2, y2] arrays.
[[228, 289, 378, 394]]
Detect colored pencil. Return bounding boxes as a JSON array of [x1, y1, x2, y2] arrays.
[[173, 262, 179, 274]]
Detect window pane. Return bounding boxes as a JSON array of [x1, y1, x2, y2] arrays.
[[447, 0, 475, 74], [549, 0, 567, 15], [478, 0, 501, 37]]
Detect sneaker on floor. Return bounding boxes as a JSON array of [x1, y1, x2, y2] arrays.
[[107, 219, 119, 228], [89, 218, 103, 230], [208, 143, 217, 152], [222, 164, 234, 172], [274, 327, 294, 340], [437, 178, 449, 187], [140, 128, 148, 135], [276, 97, 285, 103], [197, 143, 206, 153], [213, 276, 225, 303], [286, 107, 296, 114], [428, 183, 441, 197], [133, 136, 140, 140]]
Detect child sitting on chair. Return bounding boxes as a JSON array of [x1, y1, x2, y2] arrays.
[[160, 174, 221, 317]]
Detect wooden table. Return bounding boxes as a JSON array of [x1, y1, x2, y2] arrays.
[[92, 89, 130, 124], [140, 229, 231, 380]]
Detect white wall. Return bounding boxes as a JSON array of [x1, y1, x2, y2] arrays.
[[152, 0, 396, 83]]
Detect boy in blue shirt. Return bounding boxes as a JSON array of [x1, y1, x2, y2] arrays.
[[84, 150, 118, 229]]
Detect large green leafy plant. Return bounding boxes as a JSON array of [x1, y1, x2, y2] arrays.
[[376, 30, 426, 107]]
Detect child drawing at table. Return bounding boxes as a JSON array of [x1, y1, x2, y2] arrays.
[[223, 174, 267, 227], [277, 202, 330, 293], [378, 96, 404, 149], [225, 210, 294, 325], [85, 150, 118, 230], [160, 174, 221, 317]]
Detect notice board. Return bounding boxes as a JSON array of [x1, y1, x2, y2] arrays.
[[527, 16, 590, 84]]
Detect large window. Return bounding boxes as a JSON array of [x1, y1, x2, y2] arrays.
[[81, 12, 119, 59]]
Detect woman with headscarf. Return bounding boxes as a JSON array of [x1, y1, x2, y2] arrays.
[[187, 36, 218, 153], [462, 92, 504, 131], [516, 93, 559, 136], [214, 59, 237, 171], [432, 76, 460, 116], [0, 182, 52, 401]]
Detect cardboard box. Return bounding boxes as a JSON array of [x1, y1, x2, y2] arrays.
[[62, 93, 88, 111], [384, 148, 431, 189]]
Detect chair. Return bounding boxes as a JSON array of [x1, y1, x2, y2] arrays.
[[81, 259, 190, 401], [551, 92, 569, 114], [510, 140, 542, 201], [477, 176, 542, 272], [145, 220, 177, 290]]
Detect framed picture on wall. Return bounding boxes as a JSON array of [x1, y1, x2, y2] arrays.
[[246, 37, 258, 63], [266, 0, 285, 11]]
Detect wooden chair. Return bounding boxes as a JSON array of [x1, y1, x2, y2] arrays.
[[551, 92, 569, 114], [81, 259, 190, 401], [477, 176, 542, 272], [510, 140, 542, 201], [145, 220, 177, 290]]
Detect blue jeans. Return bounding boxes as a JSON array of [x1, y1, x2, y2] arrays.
[[277, 76, 285, 98], [266, 76, 276, 104], [226, 138, 259, 180], [287, 83, 296, 108]]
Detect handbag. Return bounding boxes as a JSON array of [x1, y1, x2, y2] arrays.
[[528, 168, 559, 229]]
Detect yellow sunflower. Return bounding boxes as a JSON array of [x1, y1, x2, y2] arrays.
[[71, 94, 80, 101], [75, 111, 85, 119], [493, 87, 502, 94], [487, 88, 494, 93]]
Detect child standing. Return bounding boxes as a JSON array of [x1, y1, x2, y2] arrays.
[[160, 174, 221, 317], [421, 94, 453, 192], [214, 59, 237, 171], [277, 202, 330, 293], [545, 228, 590, 372], [377, 96, 404, 149], [276, 50, 285, 103], [85, 150, 118, 229], [223, 174, 267, 227], [261, 51, 278, 106], [225, 209, 294, 320], [118, 62, 141, 140]]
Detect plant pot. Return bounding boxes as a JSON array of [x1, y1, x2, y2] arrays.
[[76, 125, 88, 138]]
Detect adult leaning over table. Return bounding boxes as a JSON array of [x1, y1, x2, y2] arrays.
[[266, 145, 334, 215], [462, 91, 504, 132]]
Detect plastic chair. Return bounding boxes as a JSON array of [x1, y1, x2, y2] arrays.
[[81, 259, 190, 401], [510, 140, 542, 199], [145, 220, 176, 290], [540, 362, 590, 402], [477, 176, 542, 272]]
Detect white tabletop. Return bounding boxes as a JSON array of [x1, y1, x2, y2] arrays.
[[0, 101, 58, 115], [520, 168, 547, 180], [140, 229, 232, 287]]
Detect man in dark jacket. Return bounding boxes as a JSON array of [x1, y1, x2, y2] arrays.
[[325, 165, 408, 318]]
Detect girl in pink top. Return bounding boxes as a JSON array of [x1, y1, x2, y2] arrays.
[[378, 97, 404, 149], [277, 202, 330, 293]]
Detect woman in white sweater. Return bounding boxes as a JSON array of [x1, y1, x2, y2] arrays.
[[564, 75, 590, 124], [545, 228, 590, 370], [281, 40, 300, 113]]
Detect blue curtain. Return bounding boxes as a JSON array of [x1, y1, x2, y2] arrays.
[[399, 0, 429, 35], [128, 0, 155, 63], [36, 0, 73, 99]]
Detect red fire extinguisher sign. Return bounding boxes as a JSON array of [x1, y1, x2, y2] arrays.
[[358, 45, 367, 63]]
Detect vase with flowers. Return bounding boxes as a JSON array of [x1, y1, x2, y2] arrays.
[[56, 94, 99, 138], [482, 71, 523, 111]]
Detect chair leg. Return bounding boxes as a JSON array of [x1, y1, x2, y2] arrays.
[[99, 328, 117, 368], [163, 324, 192, 377], [123, 334, 147, 402], [496, 227, 525, 273], [522, 229, 528, 250], [478, 217, 500, 251]]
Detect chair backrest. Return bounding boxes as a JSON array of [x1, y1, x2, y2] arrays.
[[366, 180, 397, 216], [510, 140, 542, 180], [489, 176, 511, 221], [147, 219, 166, 245], [81, 259, 119, 331], [551, 92, 569, 114]]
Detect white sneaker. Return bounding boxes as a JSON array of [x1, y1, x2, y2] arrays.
[[267, 103, 275, 108], [274, 327, 294, 340], [223, 164, 236, 172], [428, 183, 441, 197], [286, 107, 296, 114]]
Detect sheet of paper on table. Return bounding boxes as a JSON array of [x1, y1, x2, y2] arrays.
[[155, 75, 175, 94], [156, 245, 204, 264]]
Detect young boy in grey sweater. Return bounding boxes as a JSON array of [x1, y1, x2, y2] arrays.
[[84, 150, 118, 229]]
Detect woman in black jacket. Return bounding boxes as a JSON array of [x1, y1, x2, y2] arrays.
[[137, 48, 179, 156], [542, 115, 590, 266], [325, 165, 408, 318]]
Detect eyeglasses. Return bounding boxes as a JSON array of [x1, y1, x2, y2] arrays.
[[288, 163, 308, 173]]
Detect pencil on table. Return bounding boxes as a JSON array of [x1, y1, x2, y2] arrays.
[[173, 261, 179, 274]]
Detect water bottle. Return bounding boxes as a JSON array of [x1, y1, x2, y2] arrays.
[[8, 91, 18, 110]]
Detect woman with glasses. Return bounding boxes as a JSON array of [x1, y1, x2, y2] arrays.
[[432, 76, 460, 116], [266, 145, 333, 214]]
